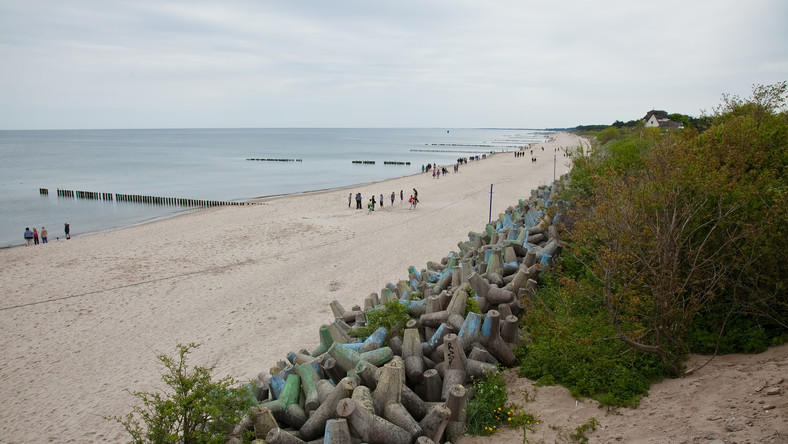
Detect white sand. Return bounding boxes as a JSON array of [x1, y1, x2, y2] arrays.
[[0, 132, 579, 442]]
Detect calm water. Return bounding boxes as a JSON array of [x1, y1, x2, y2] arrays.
[[0, 128, 550, 248]]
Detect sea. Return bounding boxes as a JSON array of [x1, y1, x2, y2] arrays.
[[0, 128, 551, 248]]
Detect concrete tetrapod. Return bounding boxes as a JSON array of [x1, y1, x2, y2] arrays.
[[260, 373, 307, 428], [321, 357, 346, 384], [420, 368, 443, 402], [468, 272, 515, 305], [486, 246, 504, 277], [422, 323, 454, 357], [351, 385, 376, 415], [419, 403, 451, 443], [385, 403, 423, 442], [434, 356, 496, 381], [266, 427, 307, 444], [297, 376, 356, 441], [500, 314, 521, 344], [293, 362, 321, 413], [419, 288, 466, 331], [403, 327, 426, 383], [445, 384, 468, 442], [342, 326, 387, 353], [441, 334, 467, 401], [373, 360, 423, 440], [316, 378, 335, 404], [480, 310, 516, 366], [252, 406, 278, 440], [330, 300, 360, 324], [323, 418, 353, 444], [372, 359, 404, 410], [327, 342, 393, 374], [457, 311, 484, 352], [353, 360, 379, 390], [310, 324, 334, 357], [336, 398, 411, 444], [401, 380, 430, 421]]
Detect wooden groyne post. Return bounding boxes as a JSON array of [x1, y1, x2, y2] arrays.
[[46, 187, 251, 207]]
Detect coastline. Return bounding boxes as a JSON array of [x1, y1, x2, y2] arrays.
[[1, 157, 490, 250], [1, 127, 545, 249], [0, 133, 584, 442], [0, 169, 421, 250]]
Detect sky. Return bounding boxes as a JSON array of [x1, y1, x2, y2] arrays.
[[0, 0, 786, 130]]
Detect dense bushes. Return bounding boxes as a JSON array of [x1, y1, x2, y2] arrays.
[[516, 275, 666, 407], [517, 82, 787, 406]]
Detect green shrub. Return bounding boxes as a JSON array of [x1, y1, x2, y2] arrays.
[[465, 370, 508, 435], [570, 417, 600, 444], [595, 126, 619, 145], [687, 312, 775, 354], [465, 294, 481, 316], [516, 273, 665, 407], [107, 343, 256, 444], [466, 370, 538, 437], [351, 299, 411, 342]]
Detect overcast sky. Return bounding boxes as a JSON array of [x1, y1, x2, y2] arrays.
[[1, 1, 786, 130]]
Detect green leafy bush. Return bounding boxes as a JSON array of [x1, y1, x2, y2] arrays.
[[465, 370, 508, 435], [107, 343, 255, 444], [466, 370, 539, 437], [516, 273, 665, 407], [351, 299, 411, 342]]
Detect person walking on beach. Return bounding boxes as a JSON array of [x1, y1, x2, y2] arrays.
[[33, 228, 39, 245], [41, 227, 48, 244], [368, 198, 374, 212], [355, 193, 362, 209], [24, 227, 34, 246], [390, 191, 395, 206], [348, 193, 352, 208], [380, 193, 384, 209], [412, 188, 419, 204], [371, 195, 376, 210], [400, 190, 404, 202], [64, 222, 70, 239]]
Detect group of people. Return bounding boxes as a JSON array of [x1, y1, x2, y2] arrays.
[[421, 162, 462, 179], [348, 188, 419, 212], [23, 223, 69, 246], [515, 146, 546, 163]]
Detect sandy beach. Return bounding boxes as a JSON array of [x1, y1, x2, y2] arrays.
[[1, 131, 785, 443]]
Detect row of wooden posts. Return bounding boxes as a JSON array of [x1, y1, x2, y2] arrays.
[[233, 179, 568, 443], [351, 160, 412, 165], [40, 188, 244, 208]]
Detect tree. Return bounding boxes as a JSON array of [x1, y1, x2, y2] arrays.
[[715, 81, 787, 129], [107, 343, 255, 444]]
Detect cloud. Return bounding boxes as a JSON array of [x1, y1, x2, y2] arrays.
[[0, 0, 786, 129]]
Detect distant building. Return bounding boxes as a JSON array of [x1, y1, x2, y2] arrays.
[[643, 110, 683, 129]]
